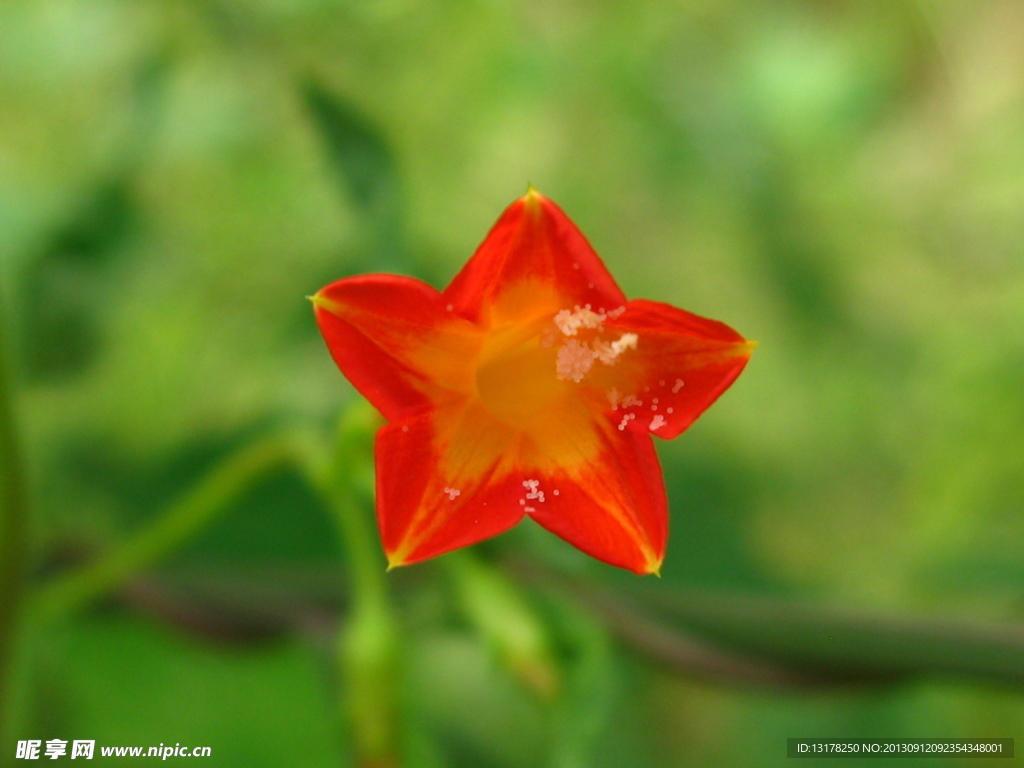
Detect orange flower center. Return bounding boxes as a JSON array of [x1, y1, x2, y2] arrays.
[[475, 317, 564, 426], [474, 304, 636, 428]]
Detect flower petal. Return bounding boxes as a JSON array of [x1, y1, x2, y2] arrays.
[[525, 423, 668, 575], [378, 404, 525, 567], [600, 299, 755, 440], [313, 275, 481, 421], [444, 190, 627, 328], [314, 192, 754, 575]]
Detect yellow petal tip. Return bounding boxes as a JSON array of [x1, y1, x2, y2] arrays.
[[385, 550, 408, 572], [643, 552, 664, 577], [523, 184, 545, 209], [309, 290, 343, 316]]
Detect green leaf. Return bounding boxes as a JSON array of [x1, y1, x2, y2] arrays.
[[445, 552, 560, 700], [303, 81, 405, 268], [56, 614, 341, 767]]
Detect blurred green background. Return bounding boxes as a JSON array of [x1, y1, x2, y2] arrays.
[[2, 0, 1023, 766]]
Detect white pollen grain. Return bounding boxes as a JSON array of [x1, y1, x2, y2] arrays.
[[554, 306, 605, 337], [446, 304, 454, 311], [608, 332, 637, 358], [667, 407, 674, 414], [672, 378, 685, 393], [443, 487, 461, 501], [553, 310, 638, 382], [523, 479, 545, 503], [556, 339, 596, 382], [607, 387, 621, 409], [594, 334, 636, 366], [553, 489, 560, 496], [650, 414, 667, 431]]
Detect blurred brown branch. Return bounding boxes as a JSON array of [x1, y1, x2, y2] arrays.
[[512, 559, 1024, 691]]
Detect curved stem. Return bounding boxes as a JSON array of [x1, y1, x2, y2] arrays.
[[31, 435, 298, 622]]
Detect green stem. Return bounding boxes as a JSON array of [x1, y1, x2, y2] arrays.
[[328, 404, 388, 615], [548, 597, 614, 768], [322, 402, 399, 768], [0, 289, 30, 759], [31, 435, 297, 622]]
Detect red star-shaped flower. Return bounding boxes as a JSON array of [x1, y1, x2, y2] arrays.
[[312, 189, 753, 574]]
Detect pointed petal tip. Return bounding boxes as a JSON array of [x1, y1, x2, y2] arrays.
[[642, 552, 664, 577], [522, 184, 546, 210], [310, 289, 348, 323], [733, 338, 758, 362], [307, 293, 330, 313], [308, 289, 332, 311], [609, 548, 662, 576]]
